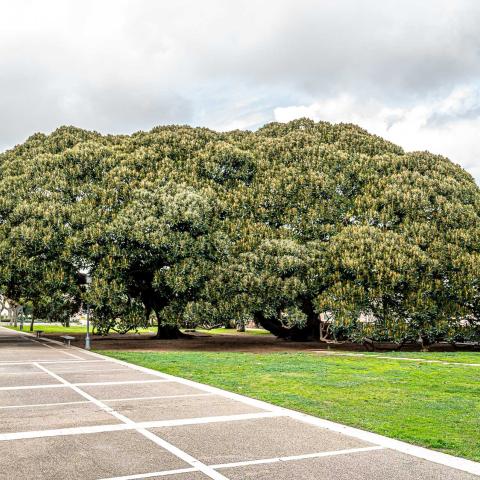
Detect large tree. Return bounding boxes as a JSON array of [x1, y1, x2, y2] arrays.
[[0, 119, 478, 344]]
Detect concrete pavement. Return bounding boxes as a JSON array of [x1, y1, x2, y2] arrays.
[[0, 326, 479, 480]]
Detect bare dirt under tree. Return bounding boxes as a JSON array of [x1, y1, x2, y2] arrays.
[[44, 332, 479, 353]]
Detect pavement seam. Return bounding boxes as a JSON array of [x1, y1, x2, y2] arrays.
[[0, 393, 215, 410], [0, 360, 111, 365], [211, 445, 386, 469], [94, 446, 386, 480], [0, 412, 282, 441], [97, 466, 199, 480], [30, 337, 84, 360], [0, 379, 171, 391]]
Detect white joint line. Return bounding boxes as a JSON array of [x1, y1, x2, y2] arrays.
[[74, 379, 172, 387], [44, 367, 133, 374], [211, 445, 385, 469], [0, 360, 109, 365], [97, 467, 199, 480], [0, 400, 91, 410], [0, 393, 215, 411], [78, 350, 480, 477], [0, 371, 47, 376], [0, 384, 68, 391], [104, 393, 215, 403], [0, 379, 171, 391], [94, 446, 386, 480], [0, 423, 130, 441], [135, 428, 229, 480], [0, 412, 281, 442], [30, 338, 84, 360], [32, 363, 231, 480], [1, 367, 128, 375]]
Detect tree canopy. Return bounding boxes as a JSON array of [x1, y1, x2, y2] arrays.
[[1, 119, 479, 344]]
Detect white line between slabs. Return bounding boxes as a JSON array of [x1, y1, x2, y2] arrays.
[[0, 379, 171, 391], [0, 400, 90, 410], [0, 393, 215, 410], [104, 393, 214, 403], [44, 368, 133, 374], [0, 384, 67, 391], [97, 467, 199, 480], [0, 367, 129, 376], [0, 360, 109, 365], [95, 446, 386, 480], [29, 338, 84, 360], [33, 363, 231, 480], [0, 412, 282, 442], [0, 371, 46, 376], [74, 379, 172, 387], [211, 445, 385, 469]]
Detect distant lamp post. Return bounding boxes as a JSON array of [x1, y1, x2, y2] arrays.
[[85, 274, 92, 350]]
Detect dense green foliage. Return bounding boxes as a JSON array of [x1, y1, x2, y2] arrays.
[[1, 119, 479, 343], [102, 350, 480, 461]]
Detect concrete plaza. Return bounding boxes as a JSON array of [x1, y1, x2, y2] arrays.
[[0, 326, 478, 480]]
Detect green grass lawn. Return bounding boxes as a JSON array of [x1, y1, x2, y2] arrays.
[[3, 324, 155, 335], [3, 324, 270, 336], [194, 327, 271, 336], [4, 324, 90, 334], [100, 350, 480, 461], [361, 350, 480, 364]]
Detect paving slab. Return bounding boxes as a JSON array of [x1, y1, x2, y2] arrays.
[[0, 352, 77, 362], [105, 394, 265, 422], [0, 344, 47, 350], [153, 416, 372, 465], [82, 380, 207, 400], [58, 369, 163, 384], [221, 447, 480, 480], [0, 372, 61, 388], [0, 402, 120, 433], [47, 362, 130, 374], [0, 363, 42, 374], [0, 385, 85, 407], [0, 430, 190, 480], [47, 348, 103, 360]]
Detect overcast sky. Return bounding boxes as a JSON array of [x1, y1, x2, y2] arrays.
[[1, 0, 479, 182]]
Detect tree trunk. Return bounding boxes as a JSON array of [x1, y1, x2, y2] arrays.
[[254, 309, 320, 341], [156, 323, 183, 339], [419, 334, 431, 352], [254, 312, 291, 338], [236, 319, 245, 332], [18, 307, 24, 330], [153, 310, 186, 339], [13, 306, 18, 328], [29, 314, 35, 332], [0, 296, 6, 322]]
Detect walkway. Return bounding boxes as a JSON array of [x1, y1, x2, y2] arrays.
[[0, 326, 479, 480]]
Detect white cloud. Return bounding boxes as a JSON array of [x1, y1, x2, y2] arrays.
[[274, 86, 480, 183], [0, 0, 479, 183]]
